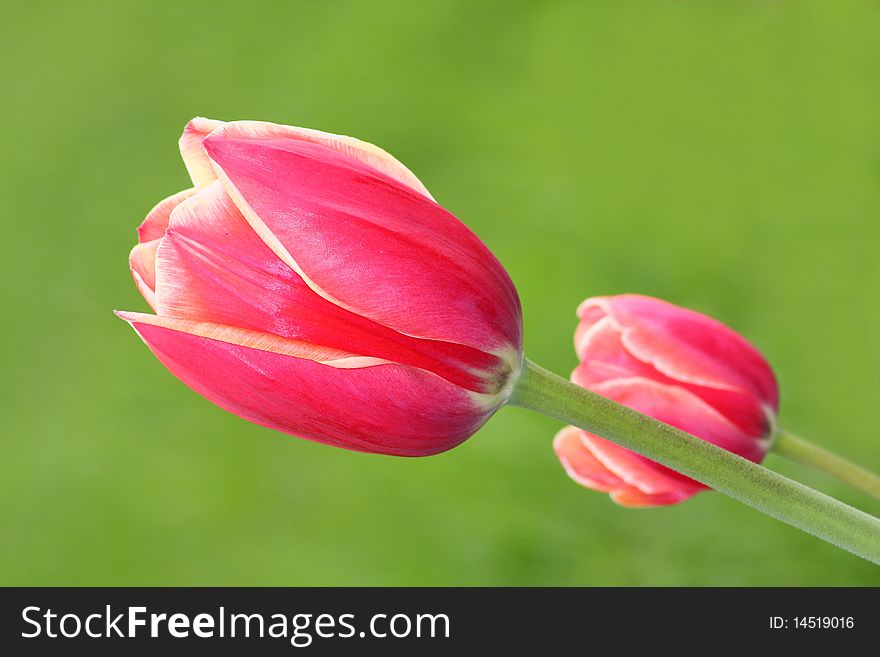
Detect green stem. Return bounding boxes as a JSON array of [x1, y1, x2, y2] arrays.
[[509, 358, 880, 564], [772, 429, 880, 501]]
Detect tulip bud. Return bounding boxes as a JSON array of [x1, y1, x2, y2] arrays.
[[119, 118, 523, 456], [554, 294, 778, 506]]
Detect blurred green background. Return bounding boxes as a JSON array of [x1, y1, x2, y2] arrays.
[[2, 0, 879, 585]]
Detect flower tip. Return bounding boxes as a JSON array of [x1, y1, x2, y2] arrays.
[[575, 295, 610, 320], [184, 116, 224, 134]]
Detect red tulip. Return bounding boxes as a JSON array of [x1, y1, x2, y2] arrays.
[[554, 295, 778, 506], [119, 118, 522, 456]]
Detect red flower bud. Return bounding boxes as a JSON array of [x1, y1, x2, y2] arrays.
[[554, 295, 778, 506], [119, 118, 523, 455]]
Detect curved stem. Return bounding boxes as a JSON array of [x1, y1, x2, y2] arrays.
[[509, 358, 880, 564], [772, 429, 880, 501]]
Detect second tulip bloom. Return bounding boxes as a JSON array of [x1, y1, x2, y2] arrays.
[[554, 295, 779, 507]]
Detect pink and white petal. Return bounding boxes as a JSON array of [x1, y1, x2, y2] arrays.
[[554, 425, 701, 507], [573, 315, 601, 360], [610, 486, 698, 508], [580, 432, 699, 495], [206, 119, 434, 200], [179, 117, 226, 187], [115, 312, 490, 456], [202, 134, 522, 354], [676, 386, 774, 439], [137, 187, 198, 243], [154, 182, 505, 393], [116, 311, 361, 362], [553, 426, 622, 492], [154, 181, 312, 329], [575, 297, 612, 339], [573, 316, 668, 385], [129, 239, 161, 310], [573, 312, 772, 436], [571, 361, 640, 389], [591, 377, 768, 463], [604, 295, 779, 411]]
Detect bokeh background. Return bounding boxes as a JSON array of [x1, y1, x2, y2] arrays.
[[2, 0, 879, 585]]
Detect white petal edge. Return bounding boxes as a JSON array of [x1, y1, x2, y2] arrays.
[[115, 311, 390, 369]]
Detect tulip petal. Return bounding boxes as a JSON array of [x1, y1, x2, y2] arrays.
[[580, 431, 701, 495], [573, 315, 667, 386], [154, 182, 506, 393], [582, 375, 768, 463], [203, 119, 435, 200], [115, 310, 374, 362], [137, 187, 198, 243], [575, 311, 772, 436], [581, 295, 778, 408], [115, 311, 490, 456], [129, 239, 160, 311], [554, 426, 700, 507], [202, 134, 522, 356], [609, 487, 697, 508], [553, 426, 622, 492], [179, 117, 225, 187], [578, 295, 778, 435]]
